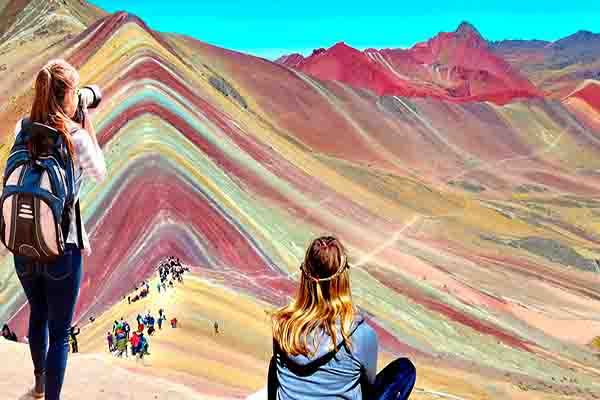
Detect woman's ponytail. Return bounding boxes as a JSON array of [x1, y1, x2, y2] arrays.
[[31, 67, 52, 124]]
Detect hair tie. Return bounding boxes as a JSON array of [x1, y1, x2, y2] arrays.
[[300, 258, 350, 283]]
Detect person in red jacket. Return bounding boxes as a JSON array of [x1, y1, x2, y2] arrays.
[[170, 317, 178, 328], [129, 332, 140, 355]]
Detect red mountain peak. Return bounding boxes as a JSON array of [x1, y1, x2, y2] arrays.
[[455, 21, 483, 40], [330, 41, 352, 50], [275, 22, 542, 104]]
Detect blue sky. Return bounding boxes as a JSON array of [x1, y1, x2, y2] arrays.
[[90, 1, 599, 60]]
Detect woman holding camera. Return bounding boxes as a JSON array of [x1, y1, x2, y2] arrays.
[[11, 59, 106, 399]]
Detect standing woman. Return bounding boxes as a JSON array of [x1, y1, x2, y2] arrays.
[[270, 236, 416, 400], [10, 59, 106, 399]]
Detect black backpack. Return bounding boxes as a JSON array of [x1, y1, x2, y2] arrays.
[[1, 119, 83, 261]]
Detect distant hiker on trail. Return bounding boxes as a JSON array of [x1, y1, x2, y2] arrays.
[[132, 332, 149, 359], [170, 317, 178, 328], [269, 236, 416, 400], [157, 315, 165, 330], [139, 333, 149, 358], [214, 321, 219, 335], [128, 296, 131, 304], [2, 324, 18, 342], [115, 333, 128, 358], [69, 326, 80, 353], [129, 331, 141, 356], [112, 322, 128, 358], [107, 332, 114, 352], [146, 315, 156, 335], [123, 320, 130, 339]]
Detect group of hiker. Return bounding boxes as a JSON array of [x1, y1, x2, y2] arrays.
[[108, 317, 146, 359], [157, 256, 189, 293], [136, 308, 171, 335], [127, 280, 150, 304], [107, 257, 189, 360], [125, 257, 190, 304], [107, 309, 178, 359]]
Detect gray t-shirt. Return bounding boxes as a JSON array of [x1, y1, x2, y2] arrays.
[[273, 316, 378, 400]]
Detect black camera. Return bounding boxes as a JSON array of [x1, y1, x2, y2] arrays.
[[72, 85, 102, 124]]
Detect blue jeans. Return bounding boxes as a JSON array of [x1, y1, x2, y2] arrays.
[[14, 244, 83, 400], [369, 358, 416, 400]]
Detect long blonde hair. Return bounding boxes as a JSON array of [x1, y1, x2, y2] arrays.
[[29, 59, 79, 159], [272, 236, 355, 356]]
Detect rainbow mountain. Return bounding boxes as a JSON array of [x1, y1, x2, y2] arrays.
[[1, 1, 600, 398]]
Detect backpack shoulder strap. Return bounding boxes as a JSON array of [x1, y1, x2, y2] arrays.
[[65, 125, 85, 250], [15, 118, 31, 143], [74, 200, 84, 250], [20, 117, 31, 132]]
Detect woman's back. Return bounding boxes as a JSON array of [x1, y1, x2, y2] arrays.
[[270, 236, 416, 400], [14, 117, 106, 254], [274, 316, 378, 400]]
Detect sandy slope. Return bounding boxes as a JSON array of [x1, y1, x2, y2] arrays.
[[3, 270, 599, 400], [0, 340, 214, 400]]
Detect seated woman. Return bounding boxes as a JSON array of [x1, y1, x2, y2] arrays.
[[270, 236, 416, 400]]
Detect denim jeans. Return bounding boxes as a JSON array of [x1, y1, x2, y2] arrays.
[[369, 358, 416, 400], [14, 244, 83, 400]]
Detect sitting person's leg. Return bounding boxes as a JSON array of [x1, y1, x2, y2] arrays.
[[371, 358, 416, 400]]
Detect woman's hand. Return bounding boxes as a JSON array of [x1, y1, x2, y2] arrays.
[[81, 109, 100, 146]]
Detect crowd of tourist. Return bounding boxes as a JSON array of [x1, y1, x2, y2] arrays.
[[105, 257, 188, 360]]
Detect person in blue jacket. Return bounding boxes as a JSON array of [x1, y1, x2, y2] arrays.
[[270, 236, 416, 400]]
